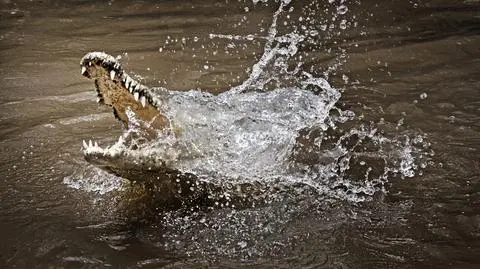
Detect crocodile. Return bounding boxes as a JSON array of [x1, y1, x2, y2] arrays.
[[78, 51, 337, 209]]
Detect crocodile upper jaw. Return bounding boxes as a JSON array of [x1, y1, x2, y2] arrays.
[[80, 52, 170, 131]]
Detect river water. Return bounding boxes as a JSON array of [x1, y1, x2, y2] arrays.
[[1, 0, 479, 268]]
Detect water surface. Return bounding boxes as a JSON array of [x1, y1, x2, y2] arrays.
[[1, 0, 479, 268]]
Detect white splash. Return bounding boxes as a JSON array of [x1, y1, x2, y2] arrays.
[[74, 0, 429, 203], [63, 166, 126, 195]]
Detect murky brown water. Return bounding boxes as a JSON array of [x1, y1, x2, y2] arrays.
[[1, 0, 479, 268]]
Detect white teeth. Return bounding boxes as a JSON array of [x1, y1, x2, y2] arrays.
[[129, 82, 136, 93], [81, 66, 86, 75], [110, 70, 115, 80], [140, 96, 146, 107], [88, 61, 92, 66], [118, 136, 124, 144], [134, 92, 139, 101], [96, 97, 101, 103], [82, 139, 104, 153], [125, 76, 131, 88]]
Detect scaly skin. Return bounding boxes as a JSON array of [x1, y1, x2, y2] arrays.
[[80, 52, 171, 132]]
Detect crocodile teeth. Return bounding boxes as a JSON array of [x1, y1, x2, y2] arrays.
[[88, 140, 93, 148], [125, 76, 131, 88], [129, 83, 136, 93], [110, 70, 115, 80], [140, 95, 146, 107], [134, 92, 139, 101], [81, 66, 86, 75], [96, 97, 101, 103], [82, 140, 88, 148], [94, 141, 99, 148]]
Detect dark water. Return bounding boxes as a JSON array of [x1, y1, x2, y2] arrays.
[[1, 0, 479, 268]]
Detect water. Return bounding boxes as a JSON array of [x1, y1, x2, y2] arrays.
[[1, 0, 479, 268]]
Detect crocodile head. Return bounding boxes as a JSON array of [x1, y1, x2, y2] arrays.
[[80, 52, 170, 131]]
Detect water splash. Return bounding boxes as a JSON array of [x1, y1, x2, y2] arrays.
[[63, 165, 126, 195], [74, 0, 429, 205]]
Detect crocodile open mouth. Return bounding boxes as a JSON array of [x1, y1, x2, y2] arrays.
[[80, 52, 170, 131], [79, 52, 181, 175]]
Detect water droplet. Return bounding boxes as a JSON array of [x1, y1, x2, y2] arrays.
[[238, 241, 247, 248], [337, 5, 348, 15]]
